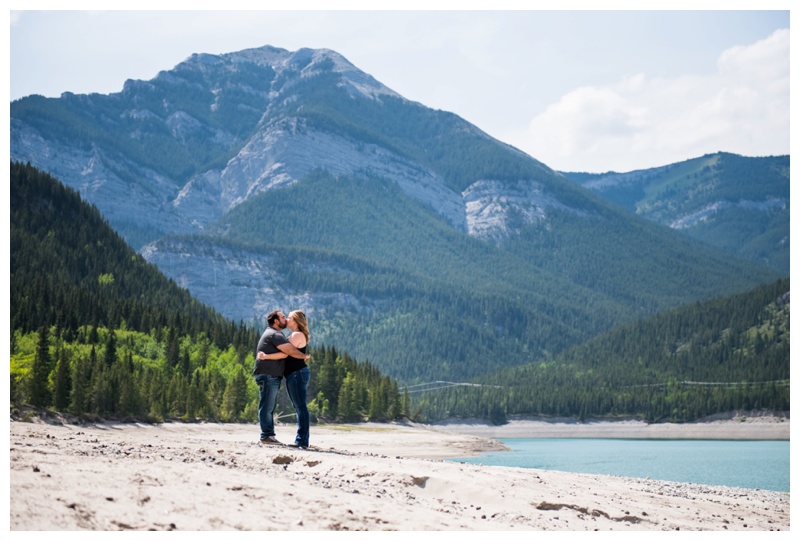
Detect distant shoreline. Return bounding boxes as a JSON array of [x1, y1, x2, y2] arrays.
[[427, 413, 790, 441]]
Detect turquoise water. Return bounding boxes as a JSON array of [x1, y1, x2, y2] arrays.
[[452, 439, 790, 493]]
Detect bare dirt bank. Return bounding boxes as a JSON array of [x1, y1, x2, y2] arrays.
[[429, 413, 790, 441]]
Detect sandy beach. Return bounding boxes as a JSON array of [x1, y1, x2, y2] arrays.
[[8, 416, 790, 531]]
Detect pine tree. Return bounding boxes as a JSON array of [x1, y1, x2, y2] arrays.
[[186, 370, 202, 419], [167, 372, 188, 418], [388, 379, 402, 420], [116, 351, 139, 417], [145, 368, 167, 421], [70, 347, 94, 414], [29, 326, 52, 408], [53, 347, 72, 410], [165, 327, 180, 369], [105, 329, 118, 367], [180, 348, 191, 376], [89, 353, 110, 414], [221, 366, 249, 421], [338, 374, 357, 421]]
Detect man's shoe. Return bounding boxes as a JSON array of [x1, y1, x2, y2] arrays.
[[259, 436, 281, 445], [289, 443, 308, 450]]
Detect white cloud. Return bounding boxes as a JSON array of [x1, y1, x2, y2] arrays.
[[521, 29, 789, 173]]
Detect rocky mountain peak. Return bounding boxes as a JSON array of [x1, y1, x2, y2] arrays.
[[10, 44, 781, 380]]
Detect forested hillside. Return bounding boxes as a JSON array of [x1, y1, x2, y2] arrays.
[[10, 162, 231, 338], [566, 153, 789, 274], [9, 162, 405, 423], [210, 170, 629, 379], [413, 278, 789, 423], [11, 46, 780, 389], [9, 163, 789, 424], [207, 168, 777, 383]]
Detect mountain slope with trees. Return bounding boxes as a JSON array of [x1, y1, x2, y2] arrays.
[[9, 162, 789, 423], [414, 278, 789, 423], [10, 45, 782, 387], [10, 162, 228, 338], [10, 162, 405, 423], [565, 152, 789, 274], [205, 168, 777, 381]]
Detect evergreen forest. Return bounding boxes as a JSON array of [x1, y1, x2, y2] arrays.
[[10, 162, 405, 424], [411, 278, 789, 423], [9, 162, 789, 425], [566, 152, 790, 274], [211, 169, 776, 383]]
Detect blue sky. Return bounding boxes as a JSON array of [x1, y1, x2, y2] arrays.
[[6, 2, 793, 173]]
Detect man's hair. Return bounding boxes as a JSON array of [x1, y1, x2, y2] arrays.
[[267, 310, 282, 326]]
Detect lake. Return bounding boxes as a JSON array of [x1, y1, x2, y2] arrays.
[[451, 438, 789, 493]]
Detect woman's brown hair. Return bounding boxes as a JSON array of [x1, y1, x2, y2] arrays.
[[289, 310, 309, 343]]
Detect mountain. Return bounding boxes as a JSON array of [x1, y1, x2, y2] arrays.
[[9, 161, 237, 342], [9, 162, 404, 424], [562, 152, 789, 274], [10, 45, 781, 383]]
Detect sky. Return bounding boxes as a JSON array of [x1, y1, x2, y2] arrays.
[[6, 2, 794, 173]]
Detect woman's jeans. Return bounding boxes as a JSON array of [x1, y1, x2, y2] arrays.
[[285, 366, 311, 447], [255, 374, 282, 440]]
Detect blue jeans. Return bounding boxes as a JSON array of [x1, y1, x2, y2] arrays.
[[255, 374, 282, 439], [285, 367, 311, 447]]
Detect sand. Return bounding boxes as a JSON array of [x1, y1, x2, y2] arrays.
[[8, 417, 790, 532], [430, 413, 791, 440]]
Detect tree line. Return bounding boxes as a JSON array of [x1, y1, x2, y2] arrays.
[[11, 324, 407, 424]]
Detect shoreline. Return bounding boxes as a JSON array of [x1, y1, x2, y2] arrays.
[[9, 418, 790, 531], [427, 414, 790, 442]]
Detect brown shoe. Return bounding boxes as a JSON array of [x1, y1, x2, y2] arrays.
[[259, 436, 281, 445]]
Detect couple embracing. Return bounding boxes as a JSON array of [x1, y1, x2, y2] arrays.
[[252, 309, 312, 449]]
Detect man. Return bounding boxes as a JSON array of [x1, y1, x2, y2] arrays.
[[253, 310, 311, 444]]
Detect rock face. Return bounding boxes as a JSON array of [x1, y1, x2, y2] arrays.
[[11, 45, 577, 250], [462, 179, 584, 242], [176, 116, 471, 232], [9, 43, 602, 340], [139, 237, 377, 324], [10, 117, 195, 245]]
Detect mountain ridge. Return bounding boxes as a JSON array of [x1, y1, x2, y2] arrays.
[[563, 152, 789, 273], [10, 45, 782, 382]]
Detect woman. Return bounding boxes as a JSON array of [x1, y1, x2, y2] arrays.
[[257, 310, 311, 449]]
